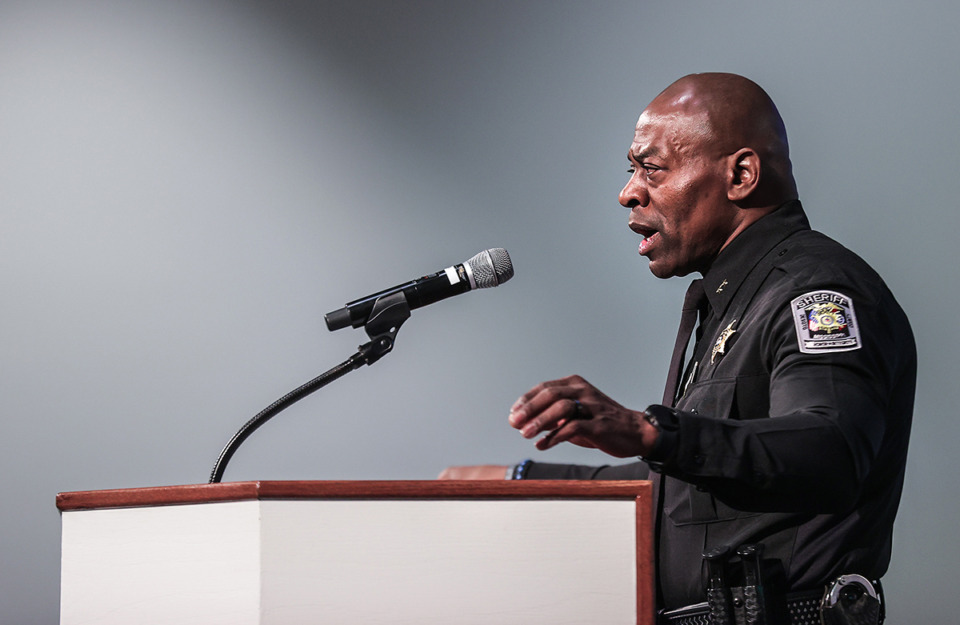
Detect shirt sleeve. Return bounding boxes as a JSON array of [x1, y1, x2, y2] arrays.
[[523, 461, 651, 480], [653, 277, 914, 514]]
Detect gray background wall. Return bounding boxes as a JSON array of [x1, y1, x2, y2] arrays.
[[1, 1, 956, 621]]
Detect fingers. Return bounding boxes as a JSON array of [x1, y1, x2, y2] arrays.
[[535, 417, 590, 451], [507, 375, 652, 458], [509, 375, 589, 436], [514, 397, 583, 442]]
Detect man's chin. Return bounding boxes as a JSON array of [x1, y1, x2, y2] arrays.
[[647, 259, 696, 280], [647, 259, 677, 279]]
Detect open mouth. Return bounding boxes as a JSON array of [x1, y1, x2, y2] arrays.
[[637, 230, 660, 255]]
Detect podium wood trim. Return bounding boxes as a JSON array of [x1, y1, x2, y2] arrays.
[[58, 480, 654, 625], [57, 479, 651, 509]]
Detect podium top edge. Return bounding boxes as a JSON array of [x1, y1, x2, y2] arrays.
[[56, 480, 653, 512]]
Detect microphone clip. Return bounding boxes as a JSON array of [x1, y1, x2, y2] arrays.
[[357, 291, 411, 366]]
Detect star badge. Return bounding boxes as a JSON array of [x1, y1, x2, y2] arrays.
[[711, 321, 737, 364]]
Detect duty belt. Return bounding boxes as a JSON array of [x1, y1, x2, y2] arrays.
[[660, 543, 885, 625], [658, 589, 824, 625]]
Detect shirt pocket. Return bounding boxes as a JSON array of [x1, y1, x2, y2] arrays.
[[677, 377, 737, 420], [678, 374, 770, 422], [668, 378, 762, 526]]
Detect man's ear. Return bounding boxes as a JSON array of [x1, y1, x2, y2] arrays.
[[727, 148, 761, 202]]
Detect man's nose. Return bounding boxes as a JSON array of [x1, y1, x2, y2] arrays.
[[619, 175, 648, 208]]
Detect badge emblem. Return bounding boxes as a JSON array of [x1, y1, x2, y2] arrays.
[[711, 321, 737, 364], [790, 290, 861, 353]]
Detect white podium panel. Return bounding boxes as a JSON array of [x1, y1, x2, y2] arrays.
[[58, 481, 654, 625], [61, 500, 261, 625]]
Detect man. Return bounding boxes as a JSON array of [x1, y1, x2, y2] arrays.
[[442, 73, 915, 623]]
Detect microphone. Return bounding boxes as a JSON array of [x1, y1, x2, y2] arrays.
[[324, 248, 514, 331]]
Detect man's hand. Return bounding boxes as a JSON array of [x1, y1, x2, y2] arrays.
[[508, 375, 658, 458], [437, 465, 510, 480]]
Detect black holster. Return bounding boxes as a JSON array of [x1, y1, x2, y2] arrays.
[[700, 543, 789, 625]]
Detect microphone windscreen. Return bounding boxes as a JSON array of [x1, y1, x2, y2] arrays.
[[467, 248, 514, 288]]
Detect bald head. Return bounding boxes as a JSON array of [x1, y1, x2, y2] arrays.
[[647, 73, 798, 205]]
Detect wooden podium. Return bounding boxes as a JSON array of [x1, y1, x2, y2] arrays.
[[57, 480, 654, 624]]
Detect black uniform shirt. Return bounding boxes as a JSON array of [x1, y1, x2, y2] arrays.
[[525, 201, 916, 610]]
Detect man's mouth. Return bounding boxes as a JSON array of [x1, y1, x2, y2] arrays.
[[637, 230, 660, 255]]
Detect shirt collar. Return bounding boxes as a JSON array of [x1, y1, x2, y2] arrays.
[[699, 200, 811, 319]]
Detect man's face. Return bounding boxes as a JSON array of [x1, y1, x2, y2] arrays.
[[619, 107, 739, 279]]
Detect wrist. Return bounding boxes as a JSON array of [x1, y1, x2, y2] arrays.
[[641, 404, 681, 463], [509, 459, 533, 480]]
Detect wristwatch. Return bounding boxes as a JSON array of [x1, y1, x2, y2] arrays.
[[642, 404, 681, 464]]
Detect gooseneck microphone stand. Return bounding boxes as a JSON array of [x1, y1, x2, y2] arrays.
[[208, 292, 411, 483]]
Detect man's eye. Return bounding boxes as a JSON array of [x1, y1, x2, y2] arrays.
[[627, 163, 660, 175]]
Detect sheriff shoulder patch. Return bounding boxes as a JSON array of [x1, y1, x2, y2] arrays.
[[790, 290, 861, 354]]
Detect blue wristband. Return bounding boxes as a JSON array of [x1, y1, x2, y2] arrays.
[[510, 459, 533, 480]]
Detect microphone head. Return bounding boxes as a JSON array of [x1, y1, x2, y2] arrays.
[[466, 248, 514, 288]]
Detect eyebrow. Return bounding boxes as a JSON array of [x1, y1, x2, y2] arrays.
[[628, 146, 663, 162]]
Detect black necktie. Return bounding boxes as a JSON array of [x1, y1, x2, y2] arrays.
[[662, 279, 707, 406]]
